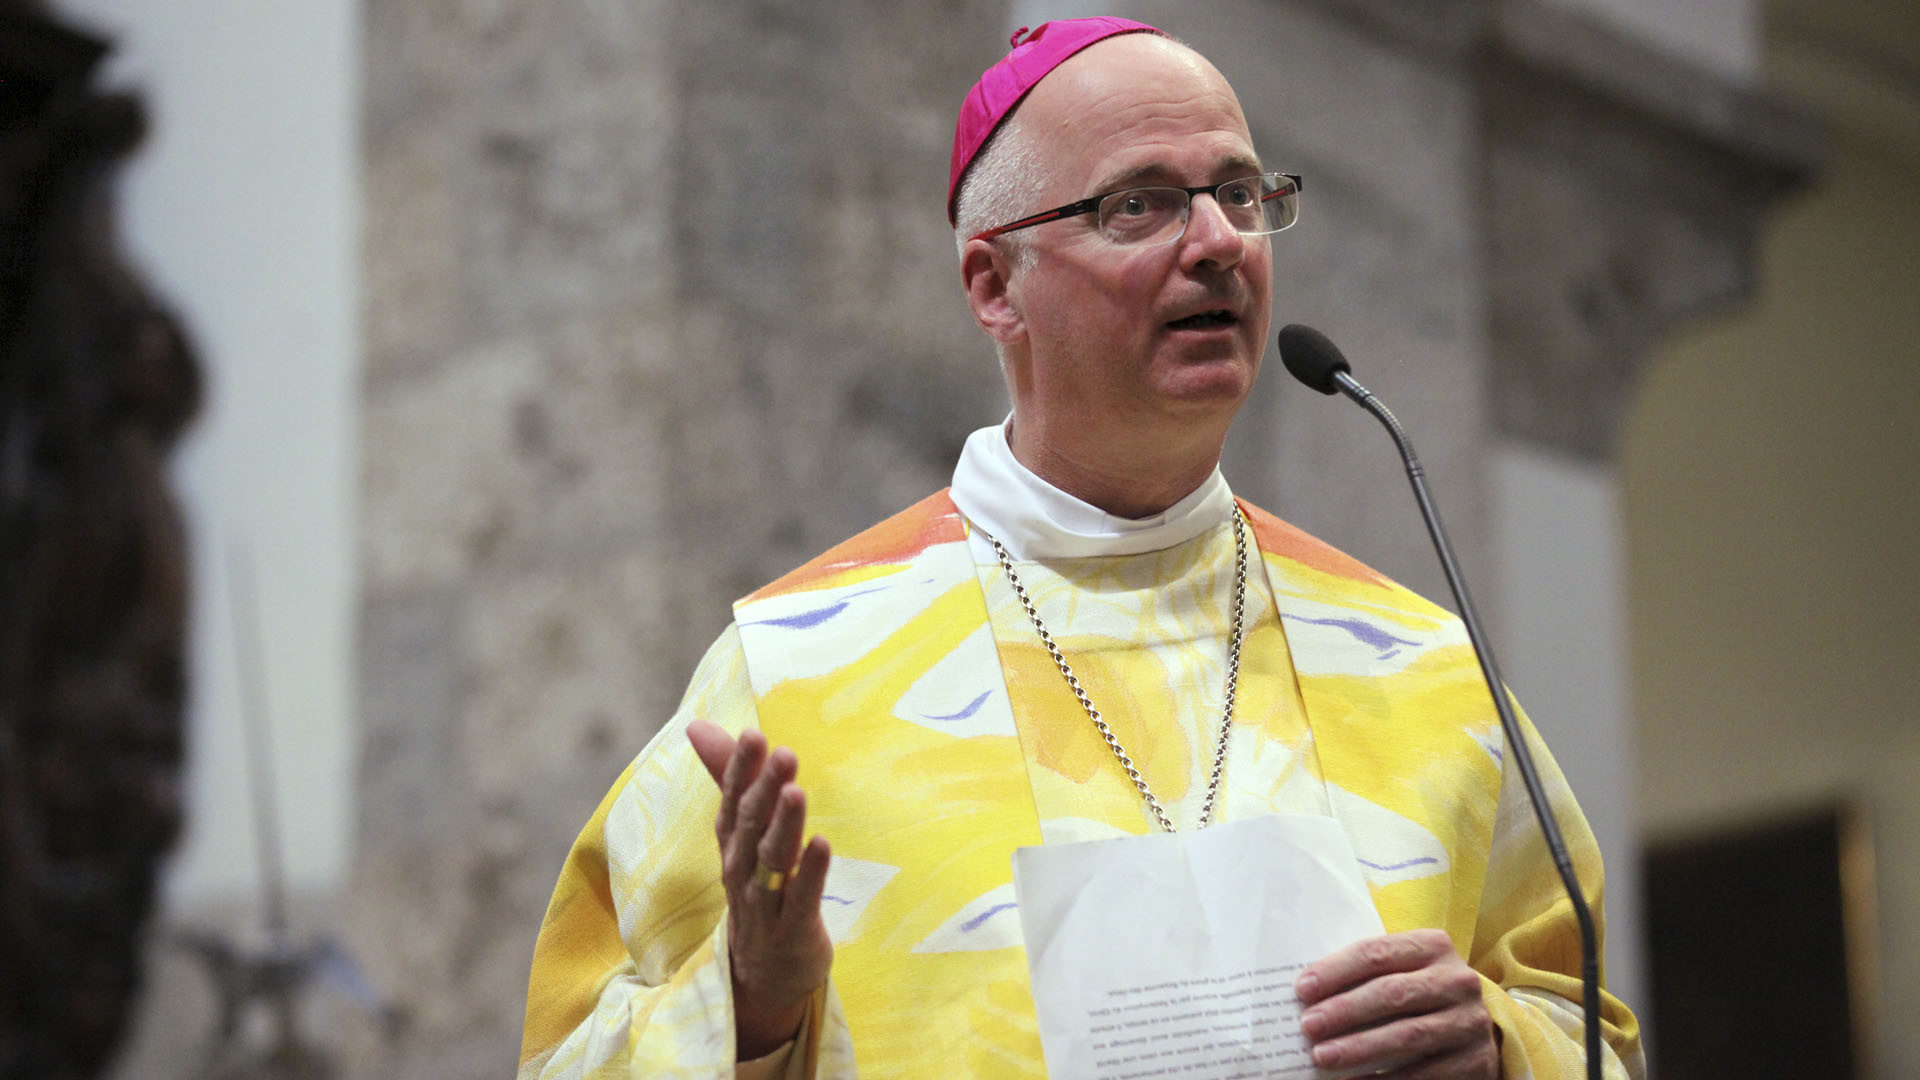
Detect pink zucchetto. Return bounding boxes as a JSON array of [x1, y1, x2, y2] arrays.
[[946, 16, 1166, 224]]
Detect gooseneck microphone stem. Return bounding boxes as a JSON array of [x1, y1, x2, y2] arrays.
[[1329, 369, 1602, 1080]]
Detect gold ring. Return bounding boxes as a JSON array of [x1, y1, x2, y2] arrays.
[[752, 862, 787, 892]]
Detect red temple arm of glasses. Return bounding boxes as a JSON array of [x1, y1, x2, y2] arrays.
[[968, 207, 1070, 243]]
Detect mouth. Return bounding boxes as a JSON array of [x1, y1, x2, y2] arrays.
[[1165, 309, 1239, 331]]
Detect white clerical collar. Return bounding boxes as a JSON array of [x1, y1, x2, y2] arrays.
[[950, 420, 1237, 562]]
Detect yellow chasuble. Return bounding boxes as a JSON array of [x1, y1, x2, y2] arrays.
[[519, 492, 1644, 1079]]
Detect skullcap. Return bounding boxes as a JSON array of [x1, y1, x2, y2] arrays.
[[947, 17, 1166, 225]]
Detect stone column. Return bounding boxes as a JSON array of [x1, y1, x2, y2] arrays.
[[349, 3, 1009, 1076]]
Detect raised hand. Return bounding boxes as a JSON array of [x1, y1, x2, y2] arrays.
[[1295, 928, 1499, 1078], [686, 720, 834, 1060]]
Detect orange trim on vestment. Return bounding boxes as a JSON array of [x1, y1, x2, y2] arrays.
[[743, 492, 965, 603], [1236, 497, 1391, 588]]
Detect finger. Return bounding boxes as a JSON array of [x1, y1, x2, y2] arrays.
[[1298, 928, 1455, 1004], [757, 783, 809, 881], [1377, 1036, 1501, 1080], [727, 746, 797, 880], [1307, 1001, 1493, 1075], [781, 835, 832, 925], [1301, 961, 1482, 1040], [715, 729, 770, 843], [686, 720, 736, 786]]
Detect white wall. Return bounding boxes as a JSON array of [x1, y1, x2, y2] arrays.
[[1490, 446, 1649, 1033], [54, 0, 361, 910]]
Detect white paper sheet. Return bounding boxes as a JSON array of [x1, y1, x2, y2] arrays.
[[1013, 814, 1384, 1080]]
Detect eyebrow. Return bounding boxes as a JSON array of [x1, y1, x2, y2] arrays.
[[1093, 153, 1266, 194]]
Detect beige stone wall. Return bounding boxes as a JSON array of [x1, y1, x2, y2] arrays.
[[1625, 123, 1920, 1078], [350, 4, 1008, 1074], [353, 5, 683, 1074], [1624, 0, 1918, 1068]]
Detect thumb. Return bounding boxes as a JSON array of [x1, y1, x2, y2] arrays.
[[685, 720, 736, 787]]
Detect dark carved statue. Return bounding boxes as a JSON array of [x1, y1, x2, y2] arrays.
[[1, 3, 202, 1076]]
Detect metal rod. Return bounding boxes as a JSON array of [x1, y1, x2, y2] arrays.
[[227, 540, 289, 944], [1333, 370, 1604, 1080]]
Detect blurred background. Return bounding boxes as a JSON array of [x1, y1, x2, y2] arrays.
[[3, 0, 1913, 1076]]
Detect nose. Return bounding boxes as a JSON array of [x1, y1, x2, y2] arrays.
[[1179, 192, 1246, 273]]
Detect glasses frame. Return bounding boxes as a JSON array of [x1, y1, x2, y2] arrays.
[[968, 171, 1304, 245]]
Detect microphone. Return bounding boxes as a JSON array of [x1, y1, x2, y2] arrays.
[[1278, 324, 1603, 1080], [1277, 323, 1350, 395]]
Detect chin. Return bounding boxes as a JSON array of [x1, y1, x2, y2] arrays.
[[1153, 362, 1258, 414], [1158, 346, 1260, 398]]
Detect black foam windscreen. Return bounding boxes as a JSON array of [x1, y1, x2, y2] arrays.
[[1277, 324, 1350, 395]]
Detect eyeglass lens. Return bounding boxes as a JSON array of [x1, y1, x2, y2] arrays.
[[1096, 174, 1298, 246]]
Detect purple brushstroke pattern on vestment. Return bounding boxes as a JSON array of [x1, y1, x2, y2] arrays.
[[744, 586, 891, 631], [923, 691, 992, 723], [960, 902, 1019, 934], [1284, 613, 1419, 658], [1359, 856, 1440, 872]]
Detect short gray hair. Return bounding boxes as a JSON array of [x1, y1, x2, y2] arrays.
[[952, 112, 1048, 268]]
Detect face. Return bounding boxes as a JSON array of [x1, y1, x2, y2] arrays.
[[983, 35, 1274, 457]]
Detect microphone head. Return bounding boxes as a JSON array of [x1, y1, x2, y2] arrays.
[[1278, 324, 1351, 395]]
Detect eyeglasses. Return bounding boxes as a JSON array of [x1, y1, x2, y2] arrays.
[[970, 172, 1303, 247]]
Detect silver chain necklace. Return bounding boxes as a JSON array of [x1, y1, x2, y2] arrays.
[[982, 510, 1248, 833]]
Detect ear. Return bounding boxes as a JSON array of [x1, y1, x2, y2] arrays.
[[961, 238, 1024, 346]]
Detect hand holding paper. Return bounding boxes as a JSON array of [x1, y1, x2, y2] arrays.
[[1296, 929, 1498, 1077], [1014, 815, 1390, 1079]]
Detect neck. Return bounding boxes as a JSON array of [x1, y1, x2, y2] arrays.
[[1007, 415, 1225, 519]]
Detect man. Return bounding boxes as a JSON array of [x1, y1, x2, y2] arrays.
[[520, 18, 1643, 1079]]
